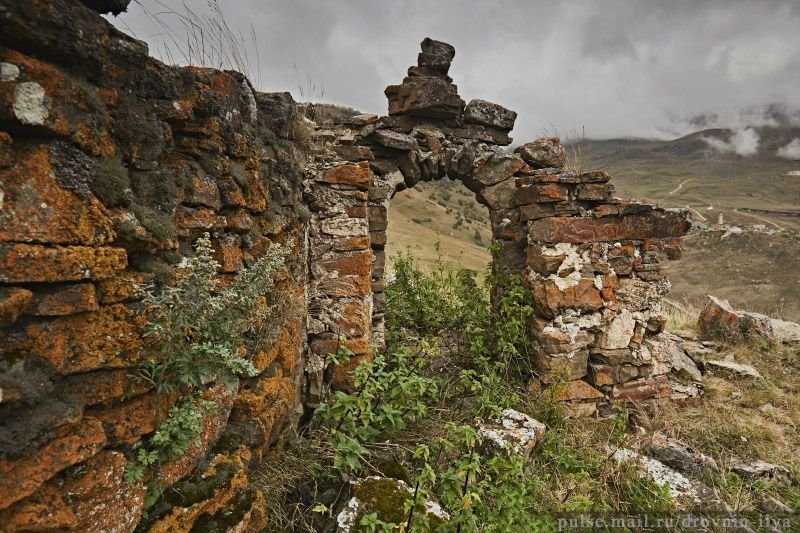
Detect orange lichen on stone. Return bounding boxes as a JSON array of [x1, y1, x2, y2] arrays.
[[0, 483, 78, 532], [0, 145, 116, 245], [310, 336, 370, 356], [245, 170, 269, 213], [329, 353, 373, 392], [320, 250, 373, 277], [330, 299, 372, 337], [334, 235, 371, 252], [60, 451, 146, 533], [148, 452, 249, 533], [543, 380, 604, 402], [155, 382, 237, 487], [319, 161, 372, 190], [95, 271, 143, 304], [232, 375, 293, 421], [19, 303, 145, 374], [24, 283, 98, 316], [63, 368, 150, 407], [213, 239, 244, 273], [0, 417, 106, 510], [0, 50, 115, 156], [252, 320, 302, 373], [175, 206, 225, 237], [0, 243, 127, 283], [0, 286, 33, 326], [90, 391, 178, 446]]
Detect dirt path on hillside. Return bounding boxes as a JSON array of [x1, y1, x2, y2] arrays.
[[733, 209, 784, 230], [668, 178, 694, 196]]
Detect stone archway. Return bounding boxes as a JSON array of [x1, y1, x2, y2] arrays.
[[304, 38, 691, 415]]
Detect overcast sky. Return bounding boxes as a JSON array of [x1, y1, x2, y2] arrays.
[[110, 0, 800, 141]]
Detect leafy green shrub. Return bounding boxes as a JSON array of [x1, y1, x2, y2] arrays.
[[125, 233, 286, 484], [385, 248, 487, 339], [315, 343, 439, 473]]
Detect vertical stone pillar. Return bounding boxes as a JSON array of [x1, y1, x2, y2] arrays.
[[517, 157, 690, 414], [304, 160, 375, 401]]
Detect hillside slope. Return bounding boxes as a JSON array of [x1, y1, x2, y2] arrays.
[[386, 130, 800, 321]]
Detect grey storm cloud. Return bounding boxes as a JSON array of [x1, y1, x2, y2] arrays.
[[109, 0, 800, 142]]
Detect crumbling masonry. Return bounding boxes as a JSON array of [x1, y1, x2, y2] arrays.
[[0, 1, 690, 530], [305, 38, 692, 415]]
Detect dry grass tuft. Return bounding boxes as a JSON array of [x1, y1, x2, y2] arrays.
[[663, 297, 701, 335]]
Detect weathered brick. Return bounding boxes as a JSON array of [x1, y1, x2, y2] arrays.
[[513, 183, 569, 205], [531, 278, 603, 319], [0, 287, 33, 326], [0, 483, 77, 531], [529, 211, 690, 243], [0, 145, 115, 245], [0, 244, 127, 283], [0, 417, 106, 510], [60, 451, 146, 533], [610, 375, 670, 402], [10, 304, 145, 374], [543, 379, 604, 402], [319, 162, 371, 190], [24, 283, 98, 316], [576, 183, 615, 201], [534, 350, 589, 383], [319, 250, 372, 278]]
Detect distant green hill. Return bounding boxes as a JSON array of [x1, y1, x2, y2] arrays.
[[387, 128, 800, 321]]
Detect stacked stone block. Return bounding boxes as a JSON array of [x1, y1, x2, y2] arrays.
[[304, 156, 375, 402], [519, 168, 690, 414]]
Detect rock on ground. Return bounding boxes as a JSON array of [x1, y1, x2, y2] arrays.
[[730, 459, 792, 484], [698, 295, 800, 343], [705, 360, 762, 379], [336, 477, 449, 532], [477, 408, 546, 459], [612, 447, 730, 512]]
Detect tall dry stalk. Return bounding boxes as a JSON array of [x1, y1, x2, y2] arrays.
[[131, 0, 262, 87]]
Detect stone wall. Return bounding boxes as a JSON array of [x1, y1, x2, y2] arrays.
[[0, 2, 691, 529], [308, 38, 692, 417], [0, 1, 307, 530]]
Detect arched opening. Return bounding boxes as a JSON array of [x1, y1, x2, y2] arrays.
[[386, 177, 492, 275]]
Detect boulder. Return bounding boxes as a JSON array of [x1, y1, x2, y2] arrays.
[[514, 137, 566, 169], [477, 409, 546, 459], [705, 360, 762, 379], [612, 447, 730, 512], [463, 99, 517, 131], [769, 317, 800, 343], [730, 459, 792, 484], [336, 477, 449, 532], [648, 432, 718, 478], [698, 295, 772, 340]]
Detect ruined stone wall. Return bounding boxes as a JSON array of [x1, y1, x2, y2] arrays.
[[0, 2, 692, 529], [0, 1, 307, 530], [310, 38, 692, 416]]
